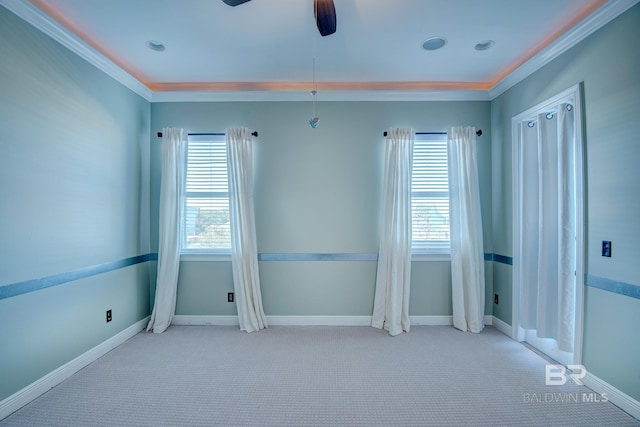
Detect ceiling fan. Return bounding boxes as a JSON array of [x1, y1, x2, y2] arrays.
[[221, 0, 337, 37]]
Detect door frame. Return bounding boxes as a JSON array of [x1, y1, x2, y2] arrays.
[[511, 83, 586, 365]]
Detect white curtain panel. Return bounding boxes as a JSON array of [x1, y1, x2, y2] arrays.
[[372, 128, 414, 336], [226, 128, 267, 333], [448, 126, 485, 333], [520, 105, 575, 352], [147, 128, 187, 333]]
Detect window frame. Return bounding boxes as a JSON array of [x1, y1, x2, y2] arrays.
[[411, 133, 451, 260], [180, 134, 232, 261]]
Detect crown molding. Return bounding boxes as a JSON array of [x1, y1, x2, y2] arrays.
[[489, 0, 640, 99], [0, 0, 153, 101], [150, 89, 491, 103]]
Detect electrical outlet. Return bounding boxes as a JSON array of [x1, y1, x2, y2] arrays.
[[494, 294, 499, 305], [602, 240, 612, 257], [106, 309, 112, 323], [227, 292, 234, 303]]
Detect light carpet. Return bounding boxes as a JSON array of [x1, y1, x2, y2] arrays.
[[1, 325, 638, 426]]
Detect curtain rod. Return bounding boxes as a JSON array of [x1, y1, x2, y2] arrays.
[[156, 131, 258, 138], [383, 130, 482, 137]]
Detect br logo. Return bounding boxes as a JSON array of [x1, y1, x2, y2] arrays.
[[545, 364, 587, 386]]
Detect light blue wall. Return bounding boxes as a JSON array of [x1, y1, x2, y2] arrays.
[[151, 101, 493, 317], [490, 4, 640, 401], [0, 6, 151, 401]]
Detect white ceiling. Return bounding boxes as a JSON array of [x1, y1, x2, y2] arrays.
[[7, 0, 638, 101]]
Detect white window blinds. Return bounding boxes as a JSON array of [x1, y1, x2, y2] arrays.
[[411, 133, 450, 254], [181, 134, 231, 252]]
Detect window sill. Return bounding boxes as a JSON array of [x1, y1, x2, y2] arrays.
[[412, 253, 451, 262], [180, 253, 451, 262], [180, 253, 231, 262]]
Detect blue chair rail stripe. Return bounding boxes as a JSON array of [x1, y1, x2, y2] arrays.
[[492, 254, 513, 265], [0, 253, 157, 301], [482, 253, 514, 264], [257, 253, 511, 262], [2, 251, 520, 300], [585, 274, 640, 300]]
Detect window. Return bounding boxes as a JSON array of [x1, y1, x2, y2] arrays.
[[411, 133, 450, 254], [181, 134, 231, 254]]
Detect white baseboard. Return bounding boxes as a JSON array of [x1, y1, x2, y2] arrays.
[[411, 315, 495, 327], [268, 315, 372, 326], [171, 315, 239, 326], [410, 315, 453, 325], [0, 316, 149, 421], [583, 371, 640, 421], [491, 316, 513, 337], [171, 315, 497, 328], [171, 315, 373, 327]]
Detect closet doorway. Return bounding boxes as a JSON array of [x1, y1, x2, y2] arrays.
[[511, 84, 585, 366]]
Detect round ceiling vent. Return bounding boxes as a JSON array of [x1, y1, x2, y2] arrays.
[[422, 37, 447, 51], [474, 40, 495, 51], [145, 40, 166, 52]]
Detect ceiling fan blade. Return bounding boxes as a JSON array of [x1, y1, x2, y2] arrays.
[[221, 0, 251, 6], [314, 0, 336, 37]]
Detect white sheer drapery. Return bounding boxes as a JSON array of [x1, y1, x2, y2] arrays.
[[448, 126, 485, 333], [226, 127, 267, 333], [520, 105, 575, 352], [147, 128, 187, 333], [372, 128, 414, 336]]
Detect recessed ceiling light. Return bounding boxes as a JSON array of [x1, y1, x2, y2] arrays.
[[145, 40, 166, 52], [474, 40, 495, 51], [422, 37, 447, 51]]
